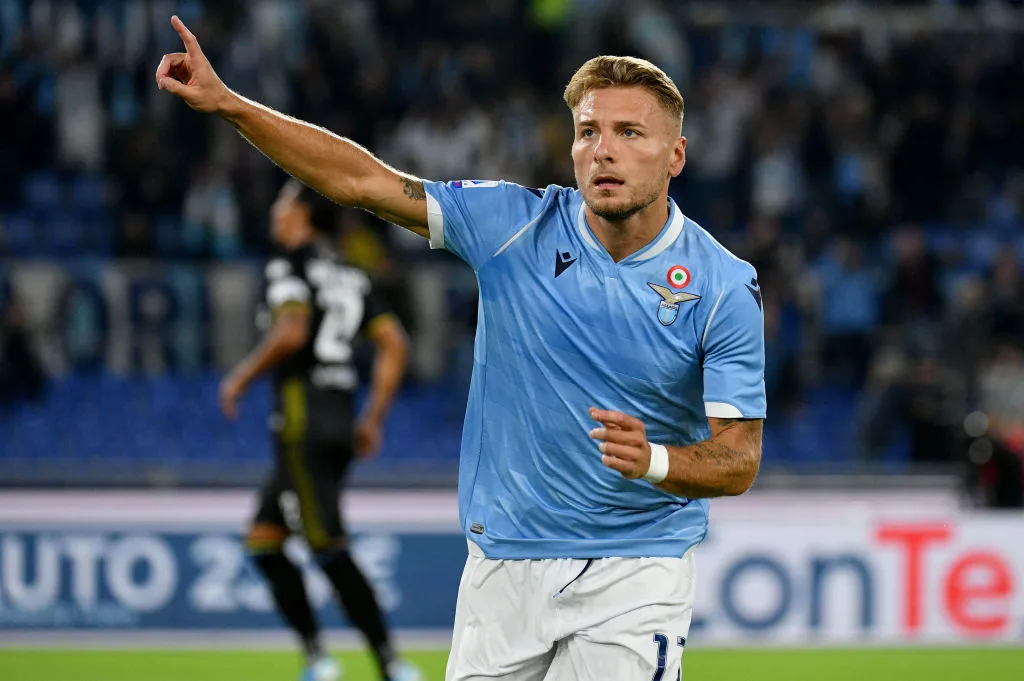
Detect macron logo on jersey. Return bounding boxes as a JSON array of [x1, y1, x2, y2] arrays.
[[555, 250, 577, 278], [746, 278, 763, 310]]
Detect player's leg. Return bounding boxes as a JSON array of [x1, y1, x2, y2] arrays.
[[246, 468, 329, 672], [447, 543, 588, 681], [286, 419, 415, 681], [271, 379, 342, 681], [543, 550, 696, 681]]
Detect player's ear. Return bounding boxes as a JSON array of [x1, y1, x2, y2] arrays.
[[670, 136, 687, 177]]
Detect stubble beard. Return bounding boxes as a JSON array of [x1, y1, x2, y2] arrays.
[[585, 182, 663, 223]]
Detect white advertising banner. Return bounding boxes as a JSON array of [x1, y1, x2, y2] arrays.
[[0, 490, 1021, 646], [691, 516, 1024, 645]]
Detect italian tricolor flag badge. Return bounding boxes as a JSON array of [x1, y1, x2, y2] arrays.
[[667, 265, 691, 289]]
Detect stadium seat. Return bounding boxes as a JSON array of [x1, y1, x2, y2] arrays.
[[46, 213, 88, 256], [155, 215, 183, 256], [69, 174, 108, 216], [22, 172, 63, 212], [0, 370, 911, 481], [0, 212, 38, 255]]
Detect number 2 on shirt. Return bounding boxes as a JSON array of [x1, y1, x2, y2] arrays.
[[314, 285, 363, 363]]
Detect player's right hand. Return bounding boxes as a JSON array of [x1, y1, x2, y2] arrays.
[[354, 417, 383, 459], [155, 15, 229, 113], [219, 375, 244, 421]]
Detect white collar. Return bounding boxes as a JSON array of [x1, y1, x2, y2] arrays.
[[576, 199, 686, 262]]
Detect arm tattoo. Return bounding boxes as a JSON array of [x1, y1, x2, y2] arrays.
[[401, 177, 426, 201], [689, 440, 741, 464], [713, 418, 763, 454], [691, 417, 746, 463]]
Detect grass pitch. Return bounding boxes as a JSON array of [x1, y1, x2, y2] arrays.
[[1, 648, 1022, 680]]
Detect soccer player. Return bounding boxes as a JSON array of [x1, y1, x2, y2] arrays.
[[219, 179, 421, 681], [159, 15, 764, 681]]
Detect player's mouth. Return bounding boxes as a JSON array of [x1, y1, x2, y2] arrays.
[[592, 175, 625, 190]]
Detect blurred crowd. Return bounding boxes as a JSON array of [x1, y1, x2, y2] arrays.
[[1, 0, 1023, 493]]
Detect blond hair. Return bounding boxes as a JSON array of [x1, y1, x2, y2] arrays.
[[564, 56, 684, 128]]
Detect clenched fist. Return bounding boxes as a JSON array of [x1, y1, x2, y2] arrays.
[[155, 15, 231, 114], [588, 407, 654, 479]]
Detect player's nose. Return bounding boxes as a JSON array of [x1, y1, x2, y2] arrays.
[[592, 134, 614, 162]]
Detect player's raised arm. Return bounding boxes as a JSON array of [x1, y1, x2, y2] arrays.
[[155, 15, 429, 236]]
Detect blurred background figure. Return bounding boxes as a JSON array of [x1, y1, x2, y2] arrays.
[[219, 179, 417, 681]]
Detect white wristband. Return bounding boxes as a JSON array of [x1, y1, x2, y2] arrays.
[[643, 443, 670, 484]]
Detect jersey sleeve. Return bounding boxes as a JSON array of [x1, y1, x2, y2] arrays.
[[422, 180, 550, 271], [700, 272, 767, 419], [264, 256, 311, 311]]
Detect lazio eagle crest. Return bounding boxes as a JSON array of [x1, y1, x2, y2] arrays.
[[648, 283, 701, 326]]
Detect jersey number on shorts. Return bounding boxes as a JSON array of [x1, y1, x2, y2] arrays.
[[652, 633, 686, 681], [314, 284, 364, 363]]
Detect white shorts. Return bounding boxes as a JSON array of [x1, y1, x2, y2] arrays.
[[446, 541, 696, 681]]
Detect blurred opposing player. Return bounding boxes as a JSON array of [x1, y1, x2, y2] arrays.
[[160, 17, 764, 681], [218, 179, 420, 681]]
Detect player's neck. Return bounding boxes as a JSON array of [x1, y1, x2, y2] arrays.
[[586, 196, 671, 263], [284, 234, 321, 252]]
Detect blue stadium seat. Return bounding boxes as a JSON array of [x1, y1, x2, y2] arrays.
[[10, 407, 52, 458], [1, 372, 905, 480], [22, 172, 63, 212], [155, 214, 183, 256], [1, 212, 38, 255], [85, 216, 116, 256], [46, 213, 88, 256], [69, 174, 108, 216]]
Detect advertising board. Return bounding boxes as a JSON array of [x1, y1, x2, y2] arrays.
[[1, 490, 1020, 646]]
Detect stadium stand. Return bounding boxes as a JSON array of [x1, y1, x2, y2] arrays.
[[1, 1, 1022, 499]]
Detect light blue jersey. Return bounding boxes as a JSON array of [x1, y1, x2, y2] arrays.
[[423, 180, 766, 559]]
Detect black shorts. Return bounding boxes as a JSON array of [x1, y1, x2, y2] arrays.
[[253, 378, 355, 550]]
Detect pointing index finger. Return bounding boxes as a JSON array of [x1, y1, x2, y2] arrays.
[[171, 15, 202, 55]]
